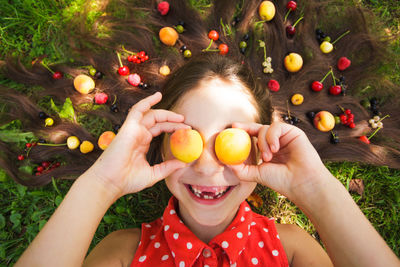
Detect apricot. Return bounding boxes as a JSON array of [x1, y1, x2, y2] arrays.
[[313, 111, 335, 132], [215, 128, 251, 165], [259, 1, 276, 21], [159, 27, 179, 46], [170, 129, 203, 163], [98, 131, 116, 150], [74, 74, 95, 94]]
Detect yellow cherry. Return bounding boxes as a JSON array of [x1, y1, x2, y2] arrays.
[[291, 94, 304, 105], [67, 136, 80, 150]]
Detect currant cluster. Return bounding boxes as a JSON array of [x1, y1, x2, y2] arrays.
[[315, 29, 330, 44], [239, 34, 249, 54], [330, 132, 339, 144], [127, 51, 149, 64], [283, 114, 300, 125], [337, 76, 347, 96], [339, 109, 355, 128], [35, 161, 61, 176]]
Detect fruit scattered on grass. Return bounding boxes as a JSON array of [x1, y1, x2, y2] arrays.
[[74, 74, 95, 94], [319, 30, 350, 54]]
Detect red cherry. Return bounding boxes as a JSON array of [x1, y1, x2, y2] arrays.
[[218, 44, 229, 55], [268, 80, 280, 92], [311, 81, 323, 92], [286, 1, 297, 11], [55, 162, 61, 167], [118, 66, 130, 76], [42, 161, 50, 168], [286, 25, 296, 37], [26, 143, 32, 148], [157, 1, 170, 15], [52, 71, 63, 79], [329, 85, 342, 95], [359, 135, 370, 144], [17, 155, 25, 161], [208, 30, 219, 41], [94, 93, 109, 105], [140, 57, 145, 62], [337, 57, 351, 71], [37, 166, 44, 172]]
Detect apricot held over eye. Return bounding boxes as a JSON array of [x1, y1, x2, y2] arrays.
[[215, 128, 251, 165], [170, 129, 203, 163]]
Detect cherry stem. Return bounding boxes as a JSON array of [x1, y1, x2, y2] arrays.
[[112, 95, 117, 105], [367, 127, 381, 140], [292, 16, 304, 28], [337, 105, 345, 113], [37, 143, 67, 147], [41, 62, 55, 74], [320, 69, 333, 83], [286, 100, 291, 119], [377, 114, 390, 123], [284, 9, 292, 22], [330, 68, 337, 86], [332, 30, 350, 45], [202, 39, 214, 52], [116, 52, 123, 67], [121, 45, 136, 55]]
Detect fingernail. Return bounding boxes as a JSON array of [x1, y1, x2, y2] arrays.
[[263, 152, 268, 161], [270, 144, 276, 152]]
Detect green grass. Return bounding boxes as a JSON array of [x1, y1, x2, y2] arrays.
[[0, 0, 399, 265]]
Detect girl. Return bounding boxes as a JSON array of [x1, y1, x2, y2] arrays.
[[1, 0, 399, 266]]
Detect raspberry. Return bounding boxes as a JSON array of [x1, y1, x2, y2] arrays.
[[268, 80, 280, 92], [338, 57, 351, 71], [157, 1, 170, 16]]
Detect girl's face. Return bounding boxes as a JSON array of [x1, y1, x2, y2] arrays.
[[162, 77, 259, 227]]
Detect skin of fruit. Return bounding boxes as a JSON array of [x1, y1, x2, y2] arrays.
[[98, 131, 116, 150], [67, 136, 80, 150], [291, 93, 304, 105], [208, 30, 219, 41], [311, 81, 323, 91], [284, 53, 303, 72], [259, 1, 276, 21], [215, 128, 251, 165], [159, 27, 179, 46], [218, 44, 229, 55], [170, 129, 204, 163], [80, 141, 94, 154], [320, 41, 333, 53], [73, 74, 95, 94], [45, 118, 54, 127], [159, 65, 171, 76], [313, 111, 335, 132], [329, 85, 342, 95]]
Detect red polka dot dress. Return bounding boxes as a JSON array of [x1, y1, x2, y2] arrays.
[[131, 197, 289, 266]]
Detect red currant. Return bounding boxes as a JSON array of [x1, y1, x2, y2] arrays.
[[42, 161, 50, 168], [286, 1, 297, 11], [345, 109, 352, 115], [311, 81, 323, 92], [55, 162, 61, 167], [144, 55, 149, 61], [17, 155, 25, 161], [339, 114, 347, 123], [52, 71, 63, 79], [127, 55, 134, 62], [136, 59, 141, 64], [37, 166, 44, 172], [26, 143, 32, 148], [349, 122, 356, 128], [35, 172, 42, 176], [138, 51, 146, 58], [218, 44, 229, 55], [118, 66, 130, 76], [208, 30, 219, 41]]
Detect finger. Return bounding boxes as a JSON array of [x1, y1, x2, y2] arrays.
[[141, 109, 185, 129], [257, 125, 273, 162], [266, 122, 304, 153], [148, 122, 191, 137], [149, 159, 187, 185], [232, 122, 263, 137], [227, 164, 262, 184], [126, 92, 162, 123]]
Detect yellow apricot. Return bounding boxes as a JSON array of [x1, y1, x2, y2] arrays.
[[170, 129, 203, 163], [159, 27, 179, 46], [98, 131, 116, 150], [80, 141, 94, 154], [215, 128, 251, 165], [73, 74, 95, 94]]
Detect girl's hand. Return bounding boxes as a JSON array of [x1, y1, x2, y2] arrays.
[[229, 121, 333, 203], [85, 92, 189, 198]]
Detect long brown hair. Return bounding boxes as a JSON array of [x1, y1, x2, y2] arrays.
[[1, 0, 399, 187]]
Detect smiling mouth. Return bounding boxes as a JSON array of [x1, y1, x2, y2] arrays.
[[186, 184, 234, 200]]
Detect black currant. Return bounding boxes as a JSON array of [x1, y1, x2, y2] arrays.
[[38, 111, 47, 120], [292, 117, 300, 124], [178, 21, 185, 27], [315, 29, 323, 35], [242, 34, 249, 41], [113, 124, 121, 133], [142, 83, 149, 89], [232, 17, 240, 26], [110, 104, 119, 113], [306, 111, 316, 119], [180, 45, 187, 53], [320, 32, 327, 39], [283, 115, 290, 121], [94, 71, 103, 79], [370, 98, 378, 106], [240, 47, 246, 54], [330, 137, 339, 144]]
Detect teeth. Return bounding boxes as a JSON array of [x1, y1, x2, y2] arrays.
[[189, 185, 230, 200]]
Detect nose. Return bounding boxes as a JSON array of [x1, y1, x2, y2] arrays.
[[192, 138, 224, 176]]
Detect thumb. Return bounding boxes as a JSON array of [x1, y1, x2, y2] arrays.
[[227, 164, 262, 184], [150, 159, 187, 183]]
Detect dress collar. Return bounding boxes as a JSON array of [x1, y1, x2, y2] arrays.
[[162, 196, 253, 266]]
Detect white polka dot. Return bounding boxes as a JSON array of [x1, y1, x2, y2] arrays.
[[170, 209, 176, 215], [272, 249, 279, 256], [179, 219, 183, 223], [139, 255, 146, 262], [277, 234, 280, 239], [160, 216, 163, 221], [239, 249, 244, 255], [231, 226, 236, 230], [173, 233, 179, 240], [172, 251, 175, 258], [187, 242, 192, 249], [231, 263, 237, 267], [251, 257, 258, 265], [164, 225, 170, 231], [204, 265, 210, 267], [245, 207, 250, 212], [154, 242, 160, 248], [150, 235, 156, 240], [258, 241, 264, 248], [263, 228, 269, 232], [222, 241, 229, 248], [179, 261, 185, 267], [248, 231, 251, 236], [161, 255, 169, 261], [138, 241, 141, 246], [240, 216, 245, 222], [145, 224, 151, 228], [237, 232, 243, 239], [251, 222, 256, 226]]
